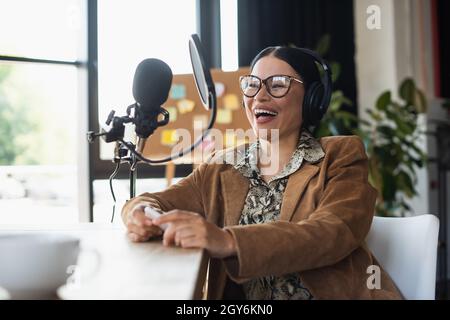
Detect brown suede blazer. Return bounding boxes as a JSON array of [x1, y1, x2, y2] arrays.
[[122, 135, 403, 300]]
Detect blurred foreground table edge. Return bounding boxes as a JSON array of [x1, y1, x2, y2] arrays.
[[0, 223, 208, 300]]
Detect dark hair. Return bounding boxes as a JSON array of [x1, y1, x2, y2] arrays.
[[250, 46, 320, 93]]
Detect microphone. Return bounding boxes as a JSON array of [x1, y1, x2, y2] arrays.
[[87, 34, 216, 165], [132, 58, 173, 152]]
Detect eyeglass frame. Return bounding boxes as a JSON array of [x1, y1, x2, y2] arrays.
[[239, 74, 304, 98]]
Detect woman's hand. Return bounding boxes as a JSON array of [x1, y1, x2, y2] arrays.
[[152, 210, 237, 259], [124, 202, 164, 242]]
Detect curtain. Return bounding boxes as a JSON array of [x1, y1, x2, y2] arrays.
[[237, 0, 357, 114]]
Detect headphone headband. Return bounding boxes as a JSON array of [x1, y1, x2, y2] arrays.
[[296, 48, 333, 118]]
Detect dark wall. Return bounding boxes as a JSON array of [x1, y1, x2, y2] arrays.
[[237, 0, 357, 114], [437, 0, 450, 98], [197, 0, 222, 68]]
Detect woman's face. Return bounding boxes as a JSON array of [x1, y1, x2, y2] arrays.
[[243, 55, 304, 141]]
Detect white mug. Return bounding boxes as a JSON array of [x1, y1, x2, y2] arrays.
[[0, 232, 82, 299]]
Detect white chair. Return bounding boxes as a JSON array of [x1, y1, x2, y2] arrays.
[[365, 214, 440, 300]]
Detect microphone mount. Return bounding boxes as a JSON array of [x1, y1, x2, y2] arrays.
[[86, 103, 171, 197], [87, 104, 170, 144], [134, 105, 170, 139]]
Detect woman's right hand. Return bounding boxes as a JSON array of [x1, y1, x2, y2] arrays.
[[125, 203, 164, 242]]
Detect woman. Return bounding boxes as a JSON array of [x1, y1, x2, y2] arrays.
[[121, 46, 403, 300]]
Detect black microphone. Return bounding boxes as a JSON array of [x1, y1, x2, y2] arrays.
[[132, 58, 173, 152]]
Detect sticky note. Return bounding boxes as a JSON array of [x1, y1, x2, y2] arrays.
[[161, 129, 178, 146], [216, 109, 232, 124], [223, 94, 239, 110], [166, 106, 177, 122], [193, 115, 208, 130], [215, 82, 225, 97], [170, 84, 186, 100], [177, 99, 195, 114], [224, 132, 237, 148]]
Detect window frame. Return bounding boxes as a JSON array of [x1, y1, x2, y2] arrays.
[[0, 0, 223, 222]]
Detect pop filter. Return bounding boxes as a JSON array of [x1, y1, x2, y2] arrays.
[[189, 34, 216, 110]]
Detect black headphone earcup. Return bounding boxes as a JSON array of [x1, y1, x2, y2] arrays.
[[303, 81, 325, 126]]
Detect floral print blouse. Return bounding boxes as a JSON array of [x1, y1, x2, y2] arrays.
[[232, 129, 325, 300]]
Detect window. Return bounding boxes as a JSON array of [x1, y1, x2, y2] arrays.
[[220, 0, 238, 71], [0, 1, 235, 224], [0, 0, 87, 224], [98, 0, 197, 159], [0, 0, 83, 61], [94, 0, 197, 222]]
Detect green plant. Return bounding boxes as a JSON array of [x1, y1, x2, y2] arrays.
[[316, 77, 428, 217], [0, 66, 25, 164], [363, 79, 427, 216], [0, 66, 39, 165], [310, 35, 428, 216]]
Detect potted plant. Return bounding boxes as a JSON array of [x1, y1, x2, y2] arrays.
[[315, 77, 428, 216], [309, 35, 428, 216]]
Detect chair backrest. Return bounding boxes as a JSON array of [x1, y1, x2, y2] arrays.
[[365, 214, 439, 300]]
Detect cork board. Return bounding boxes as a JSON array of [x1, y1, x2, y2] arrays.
[[142, 67, 254, 164]]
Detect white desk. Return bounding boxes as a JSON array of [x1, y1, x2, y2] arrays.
[[0, 223, 208, 300]]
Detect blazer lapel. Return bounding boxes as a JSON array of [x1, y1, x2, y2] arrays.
[[220, 170, 249, 226], [280, 163, 319, 221]]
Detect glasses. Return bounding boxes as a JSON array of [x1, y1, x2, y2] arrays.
[[239, 74, 303, 98]]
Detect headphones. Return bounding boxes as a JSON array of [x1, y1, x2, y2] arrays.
[[297, 48, 333, 127], [242, 48, 332, 128]]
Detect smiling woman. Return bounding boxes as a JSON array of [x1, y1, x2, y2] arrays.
[[243, 56, 305, 144], [121, 46, 403, 300]]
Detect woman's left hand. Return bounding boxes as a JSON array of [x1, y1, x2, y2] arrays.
[[152, 210, 237, 259]]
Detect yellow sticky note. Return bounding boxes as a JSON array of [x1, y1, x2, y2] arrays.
[[161, 130, 178, 146], [177, 99, 195, 114], [216, 109, 232, 124], [166, 106, 177, 122], [236, 137, 249, 147], [223, 94, 239, 110], [224, 132, 237, 148], [193, 115, 208, 130]]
